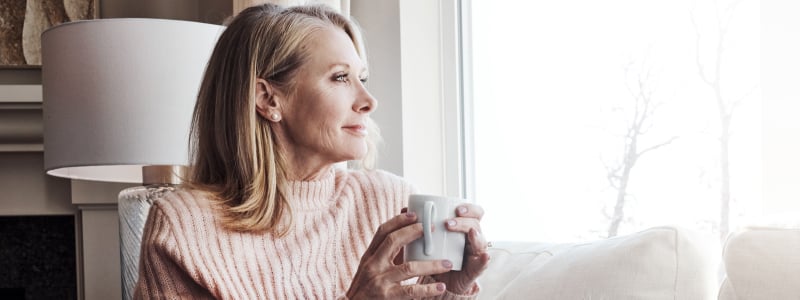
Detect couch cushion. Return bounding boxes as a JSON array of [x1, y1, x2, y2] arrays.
[[479, 226, 719, 299], [718, 226, 800, 299]]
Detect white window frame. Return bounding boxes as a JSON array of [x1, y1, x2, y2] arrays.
[[393, 0, 468, 199], [439, 0, 470, 199]]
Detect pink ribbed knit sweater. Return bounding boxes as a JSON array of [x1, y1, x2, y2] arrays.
[[134, 168, 478, 299]]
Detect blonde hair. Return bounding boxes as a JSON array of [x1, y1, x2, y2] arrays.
[[188, 4, 379, 235]]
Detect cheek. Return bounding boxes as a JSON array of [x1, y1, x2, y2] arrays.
[[316, 126, 339, 147], [295, 113, 340, 148], [289, 87, 357, 148]]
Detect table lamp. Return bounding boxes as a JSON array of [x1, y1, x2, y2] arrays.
[[41, 19, 222, 299]]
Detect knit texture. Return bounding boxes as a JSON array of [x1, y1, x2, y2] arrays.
[[134, 168, 479, 299]]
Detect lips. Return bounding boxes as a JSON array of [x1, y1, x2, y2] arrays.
[[343, 124, 367, 136]]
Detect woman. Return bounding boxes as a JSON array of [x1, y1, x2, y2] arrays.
[[134, 4, 489, 299]]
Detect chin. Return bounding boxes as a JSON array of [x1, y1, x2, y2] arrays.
[[340, 145, 368, 162], [341, 152, 366, 162], [330, 139, 368, 162]]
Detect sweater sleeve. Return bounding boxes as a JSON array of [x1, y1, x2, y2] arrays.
[[133, 202, 214, 300]]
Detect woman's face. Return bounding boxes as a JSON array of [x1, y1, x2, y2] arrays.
[[276, 26, 376, 166]]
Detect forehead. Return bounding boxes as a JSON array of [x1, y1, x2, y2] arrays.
[[303, 26, 366, 71]]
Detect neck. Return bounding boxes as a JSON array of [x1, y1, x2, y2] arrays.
[[286, 162, 334, 181], [272, 126, 340, 181], [278, 145, 336, 181]]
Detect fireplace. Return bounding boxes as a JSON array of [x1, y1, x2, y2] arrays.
[[0, 215, 77, 299]]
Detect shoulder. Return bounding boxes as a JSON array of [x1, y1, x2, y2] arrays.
[[149, 187, 217, 225]]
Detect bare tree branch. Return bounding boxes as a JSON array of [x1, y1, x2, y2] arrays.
[[605, 47, 677, 238], [638, 136, 680, 157], [690, 8, 715, 86], [729, 84, 758, 116], [693, 0, 751, 242]]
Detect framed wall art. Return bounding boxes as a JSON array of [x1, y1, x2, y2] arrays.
[[0, 0, 99, 68]]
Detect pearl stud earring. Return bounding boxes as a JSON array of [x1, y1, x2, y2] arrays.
[[271, 113, 280, 121]]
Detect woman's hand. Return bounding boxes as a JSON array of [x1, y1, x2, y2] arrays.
[[347, 212, 454, 299], [432, 204, 490, 294]]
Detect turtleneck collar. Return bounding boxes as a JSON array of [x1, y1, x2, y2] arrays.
[[284, 167, 337, 211]]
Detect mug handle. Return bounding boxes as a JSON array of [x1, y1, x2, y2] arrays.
[[423, 201, 436, 255]]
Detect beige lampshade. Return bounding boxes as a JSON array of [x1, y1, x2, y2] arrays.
[[42, 19, 223, 183]]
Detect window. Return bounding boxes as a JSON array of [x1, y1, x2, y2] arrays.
[[464, 0, 763, 242]]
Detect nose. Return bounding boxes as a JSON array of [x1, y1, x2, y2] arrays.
[[353, 83, 377, 113]]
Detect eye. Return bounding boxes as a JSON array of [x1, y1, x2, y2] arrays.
[[359, 77, 368, 84], [334, 73, 349, 82]]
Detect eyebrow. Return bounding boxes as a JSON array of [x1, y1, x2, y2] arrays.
[[328, 62, 368, 74]]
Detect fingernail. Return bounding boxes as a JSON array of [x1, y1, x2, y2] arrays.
[[406, 211, 416, 218], [447, 219, 457, 227], [437, 283, 446, 292], [442, 260, 453, 268], [458, 206, 468, 214]]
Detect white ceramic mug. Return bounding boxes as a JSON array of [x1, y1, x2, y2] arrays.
[[405, 194, 466, 271]]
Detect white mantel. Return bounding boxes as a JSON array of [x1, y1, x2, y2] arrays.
[[0, 85, 43, 152]]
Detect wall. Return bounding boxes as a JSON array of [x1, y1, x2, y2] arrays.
[[101, 0, 231, 24]]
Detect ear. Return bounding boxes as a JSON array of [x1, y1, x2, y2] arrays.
[[255, 78, 281, 121]]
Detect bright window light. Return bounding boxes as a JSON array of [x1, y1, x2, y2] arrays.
[[467, 0, 761, 243]]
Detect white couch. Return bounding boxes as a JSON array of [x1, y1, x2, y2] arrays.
[[718, 226, 800, 299], [478, 226, 800, 299]]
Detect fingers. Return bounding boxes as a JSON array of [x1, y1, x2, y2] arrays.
[[387, 282, 446, 299], [446, 217, 487, 254], [467, 228, 490, 256], [462, 229, 491, 279], [446, 204, 489, 256], [364, 212, 417, 257], [455, 204, 484, 220], [385, 260, 454, 282], [447, 219, 489, 254], [463, 250, 491, 277], [373, 222, 423, 260], [350, 210, 454, 300], [445, 217, 482, 234]]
